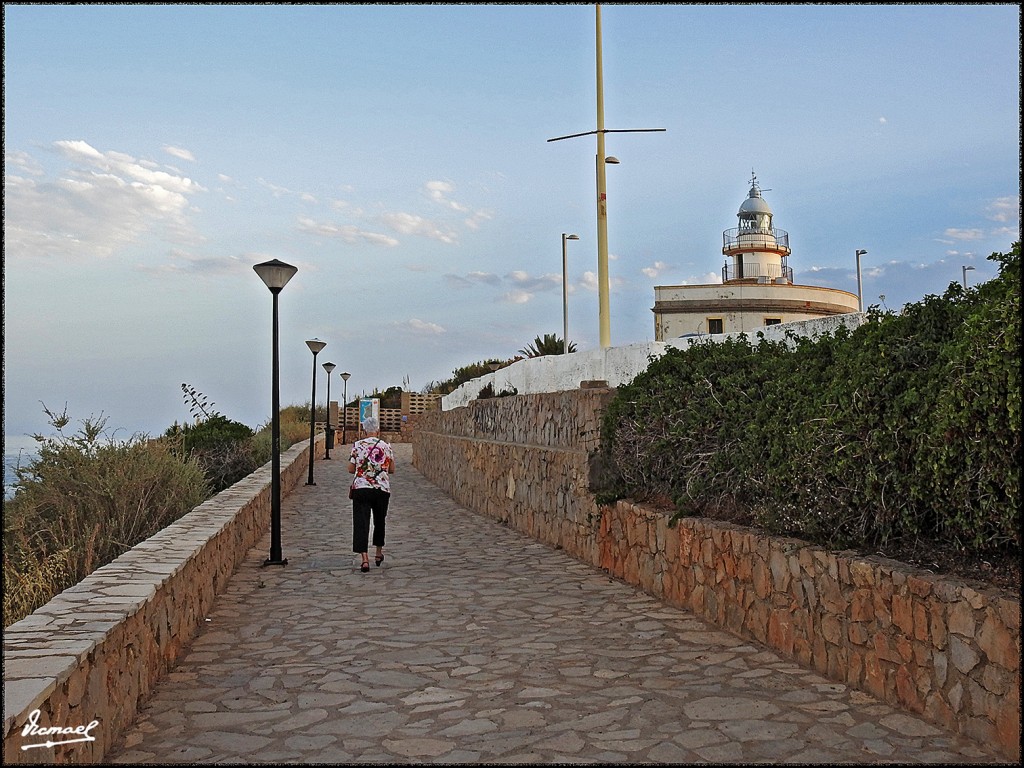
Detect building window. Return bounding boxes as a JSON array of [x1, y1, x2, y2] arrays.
[[708, 318, 724, 334], [764, 318, 782, 326]]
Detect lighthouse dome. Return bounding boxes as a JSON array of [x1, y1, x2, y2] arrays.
[[738, 186, 773, 217]]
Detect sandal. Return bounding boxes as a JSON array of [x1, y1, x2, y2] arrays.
[[360, 560, 370, 573], [375, 553, 385, 567]]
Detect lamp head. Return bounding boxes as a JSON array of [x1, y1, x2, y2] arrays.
[[306, 338, 327, 355], [340, 372, 351, 382], [253, 259, 298, 292], [605, 156, 620, 164], [322, 362, 336, 374], [856, 249, 867, 256], [566, 234, 580, 241], [964, 265, 975, 272]]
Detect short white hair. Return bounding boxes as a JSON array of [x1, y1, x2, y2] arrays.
[[362, 417, 379, 433]]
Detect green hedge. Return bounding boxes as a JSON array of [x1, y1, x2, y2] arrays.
[[599, 244, 1020, 557]]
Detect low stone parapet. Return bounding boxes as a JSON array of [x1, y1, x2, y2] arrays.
[[2, 436, 323, 764]]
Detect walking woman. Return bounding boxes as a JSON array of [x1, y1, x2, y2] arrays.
[[348, 416, 396, 572]]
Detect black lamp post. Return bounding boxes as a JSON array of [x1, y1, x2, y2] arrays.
[[305, 338, 327, 485], [340, 372, 351, 446], [322, 361, 336, 459], [253, 258, 298, 567]]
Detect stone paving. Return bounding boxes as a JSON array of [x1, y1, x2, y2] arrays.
[[105, 444, 1008, 764]]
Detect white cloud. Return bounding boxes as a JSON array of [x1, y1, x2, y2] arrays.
[[444, 271, 501, 288], [580, 271, 599, 292], [641, 260, 670, 278], [502, 290, 532, 304], [380, 211, 458, 244], [403, 318, 446, 335], [4, 141, 205, 261], [425, 180, 468, 212], [985, 196, 1020, 224], [163, 145, 196, 162], [296, 216, 399, 246], [943, 228, 986, 241], [879, 117, 887, 124]]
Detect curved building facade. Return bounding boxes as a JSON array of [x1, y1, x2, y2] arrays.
[[653, 175, 859, 340]]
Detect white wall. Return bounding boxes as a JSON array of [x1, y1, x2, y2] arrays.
[[442, 313, 868, 411]]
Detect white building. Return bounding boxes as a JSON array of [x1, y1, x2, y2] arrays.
[[652, 175, 859, 340]]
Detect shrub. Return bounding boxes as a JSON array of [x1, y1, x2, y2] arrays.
[[599, 244, 1020, 560], [3, 407, 209, 626]]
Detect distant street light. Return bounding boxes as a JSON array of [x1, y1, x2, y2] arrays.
[[253, 258, 298, 567], [962, 264, 975, 288], [855, 249, 868, 312], [340, 372, 351, 446], [561, 233, 580, 355], [305, 338, 327, 486], [322, 361, 336, 460]]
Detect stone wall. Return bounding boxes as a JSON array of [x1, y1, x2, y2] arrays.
[[413, 392, 1021, 761], [2, 436, 324, 765]]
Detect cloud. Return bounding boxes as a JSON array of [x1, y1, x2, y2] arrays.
[[425, 180, 468, 213], [401, 318, 446, 335], [5, 150, 44, 176], [641, 260, 670, 278], [424, 180, 492, 233], [138, 250, 249, 277], [879, 117, 888, 124], [4, 140, 205, 260], [296, 216, 399, 246], [380, 211, 458, 244], [163, 145, 196, 162], [444, 271, 501, 288], [502, 290, 533, 304], [580, 271, 599, 292], [943, 228, 986, 241], [985, 196, 1020, 224]]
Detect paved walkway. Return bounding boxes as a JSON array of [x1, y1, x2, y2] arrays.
[[106, 444, 1006, 764]]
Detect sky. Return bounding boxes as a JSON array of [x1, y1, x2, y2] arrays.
[[3, 3, 1020, 451]]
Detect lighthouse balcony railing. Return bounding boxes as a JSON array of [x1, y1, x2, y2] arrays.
[[723, 227, 790, 252], [722, 263, 794, 283]]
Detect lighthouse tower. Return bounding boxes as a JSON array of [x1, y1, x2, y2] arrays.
[[651, 173, 860, 339], [722, 172, 793, 284]]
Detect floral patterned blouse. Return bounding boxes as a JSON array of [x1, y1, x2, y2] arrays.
[[349, 437, 394, 493]]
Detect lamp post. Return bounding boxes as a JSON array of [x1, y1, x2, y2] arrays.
[[253, 258, 298, 567], [340, 372, 351, 446], [547, 7, 664, 349], [305, 338, 327, 485], [855, 249, 868, 312], [322, 361, 336, 459], [962, 265, 975, 288], [561, 233, 580, 355]]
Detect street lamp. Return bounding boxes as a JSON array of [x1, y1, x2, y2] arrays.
[[962, 265, 975, 288], [546, 6, 664, 350], [322, 361, 336, 459], [305, 338, 327, 486], [253, 258, 298, 567], [340, 372, 351, 446], [561, 233, 580, 355], [855, 249, 868, 312]]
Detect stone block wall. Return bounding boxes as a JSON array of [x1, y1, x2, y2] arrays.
[[413, 392, 1021, 761], [2, 436, 323, 764]]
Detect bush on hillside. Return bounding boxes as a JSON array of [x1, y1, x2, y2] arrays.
[[599, 244, 1020, 562], [4, 407, 209, 626], [165, 414, 259, 494]]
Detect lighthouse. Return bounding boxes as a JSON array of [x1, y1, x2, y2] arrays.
[[652, 174, 859, 339], [722, 173, 793, 284]]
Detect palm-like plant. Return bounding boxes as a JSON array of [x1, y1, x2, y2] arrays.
[[518, 333, 575, 357]]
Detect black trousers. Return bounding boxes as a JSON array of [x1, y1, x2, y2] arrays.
[[351, 487, 390, 553]]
